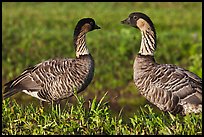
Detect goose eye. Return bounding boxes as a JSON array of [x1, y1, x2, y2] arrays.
[[90, 21, 94, 25], [133, 16, 138, 20]]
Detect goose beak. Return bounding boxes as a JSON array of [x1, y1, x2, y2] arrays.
[[121, 17, 130, 25], [94, 24, 101, 29]]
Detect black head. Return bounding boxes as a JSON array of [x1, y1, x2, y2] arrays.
[[121, 12, 155, 32], [74, 18, 100, 36]]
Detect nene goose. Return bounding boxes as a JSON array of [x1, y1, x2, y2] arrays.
[[3, 18, 100, 104], [121, 12, 202, 115]]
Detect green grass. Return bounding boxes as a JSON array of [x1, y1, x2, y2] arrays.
[[2, 2, 202, 135], [2, 93, 202, 135]]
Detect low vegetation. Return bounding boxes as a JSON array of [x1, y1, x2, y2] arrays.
[[2, 93, 202, 135]]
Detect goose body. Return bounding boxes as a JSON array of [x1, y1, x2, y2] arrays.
[[3, 18, 100, 103], [121, 12, 202, 115]]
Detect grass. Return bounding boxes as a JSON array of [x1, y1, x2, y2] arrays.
[[2, 92, 202, 135]]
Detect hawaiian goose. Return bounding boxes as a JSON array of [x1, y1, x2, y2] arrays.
[[3, 18, 100, 104], [121, 12, 202, 115]]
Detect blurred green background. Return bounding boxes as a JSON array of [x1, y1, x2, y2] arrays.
[[2, 2, 202, 119]]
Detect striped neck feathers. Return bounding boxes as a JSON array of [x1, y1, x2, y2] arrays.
[[74, 28, 90, 58], [137, 18, 156, 56]]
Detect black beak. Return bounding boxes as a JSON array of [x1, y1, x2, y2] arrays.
[[121, 17, 131, 25], [94, 24, 101, 29]]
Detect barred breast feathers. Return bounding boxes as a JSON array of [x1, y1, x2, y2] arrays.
[[36, 56, 94, 102], [134, 48, 202, 115]]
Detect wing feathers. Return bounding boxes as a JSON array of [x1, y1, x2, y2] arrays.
[[4, 56, 94, 102]]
